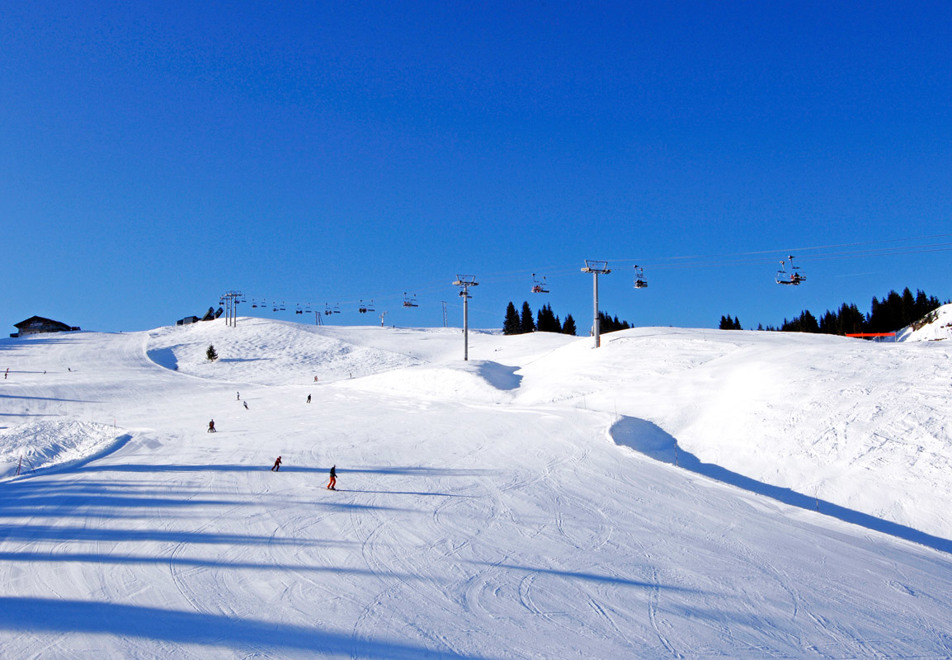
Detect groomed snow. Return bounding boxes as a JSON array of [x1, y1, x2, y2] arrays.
[[1, 309, 951, 658]]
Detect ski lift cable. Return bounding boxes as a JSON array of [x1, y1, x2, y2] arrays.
[[240, 233, 952, 314], [613, 234, 952, 269], [627, 241, 952, 272]]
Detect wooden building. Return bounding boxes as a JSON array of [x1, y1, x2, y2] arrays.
[[11, 316, 81, 338]]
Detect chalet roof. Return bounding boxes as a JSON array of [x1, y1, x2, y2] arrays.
[[14, 316, 74, 331]]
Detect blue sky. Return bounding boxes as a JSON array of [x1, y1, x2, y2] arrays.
[[2, 1, 950, 334]]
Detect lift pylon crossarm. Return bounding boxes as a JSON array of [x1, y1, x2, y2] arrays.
[[581, 260, 611, 274]]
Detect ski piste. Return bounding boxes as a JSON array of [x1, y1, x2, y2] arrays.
[[1, 313, 951, 657]]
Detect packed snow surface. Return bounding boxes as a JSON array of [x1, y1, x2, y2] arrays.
[[1, 310, 951, 658]]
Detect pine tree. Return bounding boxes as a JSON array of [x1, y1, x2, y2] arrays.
[[819, 310, 837, 334], [781, 310, 819, 333], [206, 345, 219, 362], [520, 301, 536, 333], [838, 303, 866, 335], [536, 304, 561, 333], [562, 314, 577, 336], [598, 311, 632, 334], [503, 302, 521, 335]]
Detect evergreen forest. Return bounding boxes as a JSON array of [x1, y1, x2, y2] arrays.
[[721, 287, 948, 335]]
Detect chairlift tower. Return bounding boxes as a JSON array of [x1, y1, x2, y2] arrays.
[[221, 291, 243, 327], [453, 276, 478, 361], [581, 260, 611, 348]]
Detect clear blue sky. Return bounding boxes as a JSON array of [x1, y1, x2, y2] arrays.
[[3, 1, 950, 333]]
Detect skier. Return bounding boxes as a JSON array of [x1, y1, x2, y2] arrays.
[[237, 391, 240, 400], [271, 456, 282, 471], [207, 419, 216, 433], [306, 394, 311, 404], [327, 465, 337, 490], [243, 401, 249, 410]]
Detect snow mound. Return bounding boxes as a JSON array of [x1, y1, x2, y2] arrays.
[[898, 303, 952, 342], [0, 420, 128, 479], [511, 326, 952, 539], [340, 360, 522, 403], [146, 317, 422, 385]]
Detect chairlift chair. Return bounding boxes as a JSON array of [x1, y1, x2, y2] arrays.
[[776, 256, 806, 285], [403, 292, 419, 308], [633, 265, 648, 289], [530, 273, 549, 294]]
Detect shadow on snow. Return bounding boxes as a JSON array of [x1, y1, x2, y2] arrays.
[[0, 551, 422, 581], [468, 560, 702, 594], [610, 415, 952, 555], [0, 597, 494, 659]]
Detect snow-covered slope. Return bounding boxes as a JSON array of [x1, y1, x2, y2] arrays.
[[1, 319, 951, 658], [510, 327, 952, 540], [898, 302, 952, 342]]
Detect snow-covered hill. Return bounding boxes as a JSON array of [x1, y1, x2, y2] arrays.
[[899, 302, 952, 342], [1, 316, 951, 657]]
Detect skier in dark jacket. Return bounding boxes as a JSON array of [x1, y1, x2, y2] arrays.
[[271, 456, 282, 471], [327, 465, 337, 490]]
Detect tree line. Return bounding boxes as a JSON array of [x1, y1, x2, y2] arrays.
[[503, 301, 635, 337], [504, 301, 577, 335], [721, 287, 947, 334]]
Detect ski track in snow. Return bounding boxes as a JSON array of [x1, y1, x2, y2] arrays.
[[0, 316, 952, 657]]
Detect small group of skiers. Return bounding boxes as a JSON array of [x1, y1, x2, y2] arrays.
[[208, 396, 334, 488], [270, 456, 336, 490]]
